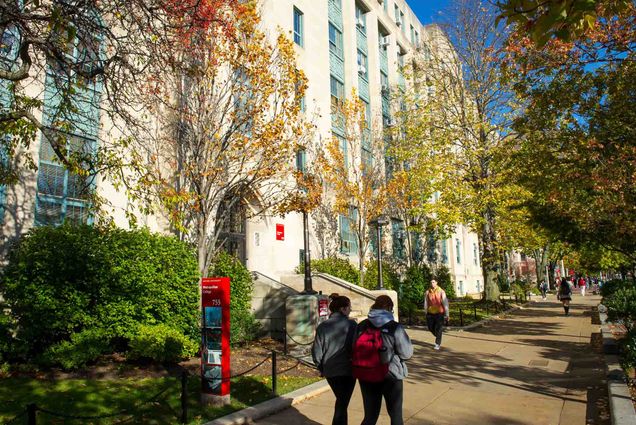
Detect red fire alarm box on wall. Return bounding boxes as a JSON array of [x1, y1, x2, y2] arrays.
[[276, 223, 285, 241], [201, 277, 231, 401]]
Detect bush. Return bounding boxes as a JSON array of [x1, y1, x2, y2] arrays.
[[601, 279, 630, 298], [302, 257, 360, 285], [209, 252, 261, 346], [511, 282, 525, 298], [128, 324, 198, 363], [434, 266, 456, 299], [43, 328, 111, 370], [362, 260, 400, 291], [230, 309, 262, 346], [605, 286, 636, 331], [400, 264, 432, 309], [209, 251, 254, 315], [498, 274, 510, 292], [621, 328, 636, 370], [0, 225, 200, 364]]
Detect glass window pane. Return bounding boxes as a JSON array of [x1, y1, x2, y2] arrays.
[[37, 163, 65, 197]]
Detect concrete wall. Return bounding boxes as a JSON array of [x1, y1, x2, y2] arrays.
[[280, 273, 398, 322], [251, 272, 299, 339]]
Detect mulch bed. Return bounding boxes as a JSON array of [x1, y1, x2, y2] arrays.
[[4, 338, 319, 381]]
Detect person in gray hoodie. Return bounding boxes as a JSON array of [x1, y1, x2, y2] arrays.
[[356, 295, 413, 425], [312, 294, 357, 425]]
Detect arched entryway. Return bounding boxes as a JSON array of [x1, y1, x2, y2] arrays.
[[216, 196, 247, 265]]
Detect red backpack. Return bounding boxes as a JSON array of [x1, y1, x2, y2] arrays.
[[352, 320, 397, 382]]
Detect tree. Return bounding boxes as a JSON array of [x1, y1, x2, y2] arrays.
[[0, 0, 241, 208], [396, 0, 517, 300], [497, 0, 633, 46], [505, 2, 636, 273], [134, 3, 314, 275], [317, 95, 387, 288]]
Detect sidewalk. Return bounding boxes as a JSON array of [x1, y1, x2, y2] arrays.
[[256, 295, 609, 425]]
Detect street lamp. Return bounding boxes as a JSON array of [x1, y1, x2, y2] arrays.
[[369, 215, 390, 290], [301, 209, 316, 294]]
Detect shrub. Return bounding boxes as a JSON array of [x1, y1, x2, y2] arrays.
[[43, 328, 111, 370], [230, 309, 262, 346], [362, 260, 400, 291], [209, 252, 261, 346], [434, 266, 456, 299], [601, 279, 630, 298], [497, 274, 510, 292], [303, 257, 360, 285], [605, 286, 636, 331], [209, 251, 254, 314], [511, 282, 525, 298], [128, 324, 198, 363], [400, 264, 432, 309], [0, 224, 200, 363], [621, 328, 636, 370]]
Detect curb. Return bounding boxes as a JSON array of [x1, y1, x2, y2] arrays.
[[204, 379, 330, 425], [599, 313, 636, 425]]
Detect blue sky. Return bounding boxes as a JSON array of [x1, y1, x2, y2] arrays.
[[409, 1, 450, 25]]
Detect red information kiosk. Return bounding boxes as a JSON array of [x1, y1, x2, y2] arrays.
[[201, 277, 231, 405]]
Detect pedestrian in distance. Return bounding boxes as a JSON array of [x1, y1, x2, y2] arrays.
[[312, 294, 357, 425], [424, 279, 450, 350], [558, 277, 573, 316], [352, 295, 413, 425], [540, 280, 548, 300], [579, 276, 587, 297]]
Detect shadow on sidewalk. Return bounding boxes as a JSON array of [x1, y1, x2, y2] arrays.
[[254, 406, 322, 424]]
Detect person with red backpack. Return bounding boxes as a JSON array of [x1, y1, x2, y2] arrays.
[[312, 294, 357, 425], [352, 295, 413, 425]]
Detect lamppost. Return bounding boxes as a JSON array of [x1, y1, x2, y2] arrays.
[[301, 209, 316, 294], [369, 215, 390, 290]]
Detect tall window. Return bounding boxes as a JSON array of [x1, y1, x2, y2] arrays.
[[441, 239, 448, 264], [296, 149, 306, 172], [329, 23, 343, 58], [380, 71, 389, 97], [392, 219, 406, 260], [336, 133, 348, 169], [361, 100, 372, 172], [456, 238, 462, 264], [357, 50, 368, 79], [410, 25, 415, 44], [37, 17, 102, 226], [355, 5, 366, 33], [400, 12, 405, 33], [340, 207, 358, 255], [394, 5, 401, 26], [473, 243, 479, 266], [293, 7, 304, 47]]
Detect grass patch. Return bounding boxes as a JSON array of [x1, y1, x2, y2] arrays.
[[0, 374, 321, 424], [402, 298, 518, 327]]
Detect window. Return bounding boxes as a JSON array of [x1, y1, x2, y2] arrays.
[[329, 23, 343, 58], [340, 208, 358, 255], [476, 280, 481, 292], [355, 5, 366, 33], [456, 238, 461, 264], [410, 25, 415, 44], [293, 7, 304, 47], [296, 149, 306, 172], [336, 133, 348, 169], [441, 239, 448, 264], [473, 243, 479, 266], [415, 31, 420, 48], [35, 134, 95, 226], [394, 5, 401, 26], [357, 50, 368, 79], [380, 71, 389, 97], [400, 12, 405, 33], [383, 0, 388, 13], [330, 75, 344, 111], [459, 281, 464, 296], [392, 219, 406, 260]]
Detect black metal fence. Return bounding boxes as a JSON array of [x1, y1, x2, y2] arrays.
[[4, 350, 312, 425]]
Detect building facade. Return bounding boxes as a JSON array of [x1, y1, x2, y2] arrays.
[[0, 0, 485, 296]]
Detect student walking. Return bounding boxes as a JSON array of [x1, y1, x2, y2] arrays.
[[540, 280, 548, 300], [579, 277, 587, 297], [312, 294, 357, 425], [424, 279, 450, 350], [558, 277, 573, 316], [352, 295, 413, 425]]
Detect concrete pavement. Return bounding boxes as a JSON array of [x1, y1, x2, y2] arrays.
[[256, 294, 609, 425]]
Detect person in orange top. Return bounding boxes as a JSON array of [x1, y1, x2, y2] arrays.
[[423, 279, 450, 350]]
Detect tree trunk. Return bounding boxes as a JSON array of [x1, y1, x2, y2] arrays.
[[480, 211, 500, 301]]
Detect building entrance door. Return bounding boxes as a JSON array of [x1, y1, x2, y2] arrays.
[[217, 197, 247, 265]]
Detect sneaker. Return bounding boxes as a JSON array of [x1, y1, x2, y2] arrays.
[[434, 344, 440, 350]]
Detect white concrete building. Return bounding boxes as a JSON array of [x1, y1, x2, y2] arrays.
[[0, 0, 485, 296]]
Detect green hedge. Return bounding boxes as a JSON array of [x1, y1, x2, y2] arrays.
[[128, 324, 198, 363], [0, 225, 200, 368], [300, 257, 360, 285], [209, 252, 260, 346]]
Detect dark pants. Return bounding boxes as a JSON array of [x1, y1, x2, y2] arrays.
[[426, 313, 445, 345], [326, 376, 356, 425], [359, 378, 404, 425]]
